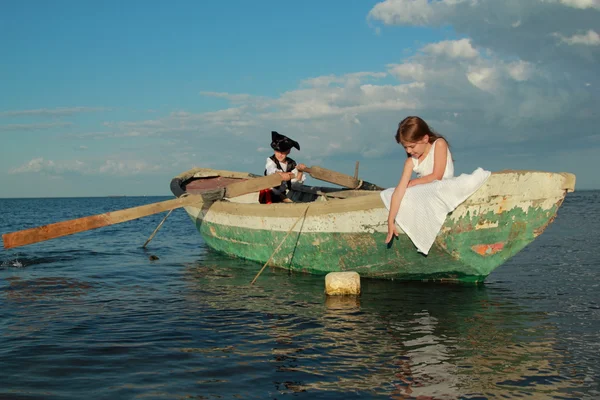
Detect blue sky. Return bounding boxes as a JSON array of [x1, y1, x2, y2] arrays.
[[1, 0, 599, 197]]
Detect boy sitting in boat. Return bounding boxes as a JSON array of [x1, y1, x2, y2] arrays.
[[259, 131, 307, 204]]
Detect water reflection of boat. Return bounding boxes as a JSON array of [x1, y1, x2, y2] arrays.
[[180, 257, 580, 398], [173, 167, 575, 282]]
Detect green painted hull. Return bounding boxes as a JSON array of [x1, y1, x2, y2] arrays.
[[191, 204, 557, 283], [180, 169, 575, 283]]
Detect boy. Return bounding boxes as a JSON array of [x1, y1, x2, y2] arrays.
[[260, 131, 306, 203]]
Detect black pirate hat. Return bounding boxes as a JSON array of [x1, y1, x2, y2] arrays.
[[271, 131, 300, 152]]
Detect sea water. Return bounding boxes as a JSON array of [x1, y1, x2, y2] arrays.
[[1, 193, 599, 399]]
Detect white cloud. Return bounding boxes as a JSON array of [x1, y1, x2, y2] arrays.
[[466, 66, 499, 92], [389, 62, 427, 81], [554, 0, 600, 10], [9, 158, 46, 173], [301, 72, 387, 88], [506, 61, 535, 81], [368, 0, 436, 25], [366, 0, 599, 147], [423, 38, 478, 59], [199, 91, 253, 102], [0, 107, 109, 118], [368, 0, 480, 26], [0, 122, 73, 132], [9, 158, 87, 174], [554, 30, 600, 46], [9, 157, 161, 177], [98, 159, 161, 176], [97, 73, 424, 154], [369, 0, 600, 68]]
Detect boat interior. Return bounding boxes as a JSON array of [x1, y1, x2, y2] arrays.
[[171, 168, 378, 204]]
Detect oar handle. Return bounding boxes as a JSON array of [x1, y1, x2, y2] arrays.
[[304, 166, 383, 190], [304, 166, 359, 188]]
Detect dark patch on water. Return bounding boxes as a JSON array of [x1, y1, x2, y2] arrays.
[[4, 276, 93, 301]]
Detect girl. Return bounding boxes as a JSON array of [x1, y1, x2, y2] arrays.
[[261, 131, 307, 203], [385, 116, 454, 244]]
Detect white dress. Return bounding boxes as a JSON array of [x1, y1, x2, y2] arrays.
[[412, 139, 454, 179]]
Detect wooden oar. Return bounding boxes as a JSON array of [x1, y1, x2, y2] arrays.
[[304, 165, 383, 190], [2, 174, 282, 250]]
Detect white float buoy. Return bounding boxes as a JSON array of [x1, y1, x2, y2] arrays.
[[325, 271, 361, 296]]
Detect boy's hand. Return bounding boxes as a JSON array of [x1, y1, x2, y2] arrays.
[[278, 172, 294, 181], [297, 163, 306, 172]]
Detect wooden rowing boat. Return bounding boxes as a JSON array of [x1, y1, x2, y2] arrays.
[[172, 168, 575, 283]]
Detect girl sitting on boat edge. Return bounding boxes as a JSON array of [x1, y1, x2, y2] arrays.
[[385, 116, 453, 243]]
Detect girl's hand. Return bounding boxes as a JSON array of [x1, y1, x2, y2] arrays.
[[385, 222, 399, 244], [407, 180, 415, 188]]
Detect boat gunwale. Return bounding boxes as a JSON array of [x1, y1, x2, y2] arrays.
[[179, 169, 574, 219]]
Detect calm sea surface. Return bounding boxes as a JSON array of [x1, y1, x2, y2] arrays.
[[1, 192, 599, 399]]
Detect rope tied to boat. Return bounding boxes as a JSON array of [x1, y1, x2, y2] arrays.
[[250, 204, 310, 285]]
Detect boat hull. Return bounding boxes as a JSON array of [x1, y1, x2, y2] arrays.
[[182, 170, 574, 282]]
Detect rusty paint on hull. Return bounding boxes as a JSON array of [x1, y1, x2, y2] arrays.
[[471, 242, 505, 256]]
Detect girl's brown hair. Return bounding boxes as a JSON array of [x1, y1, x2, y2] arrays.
[[395, 116, 446, 145]]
